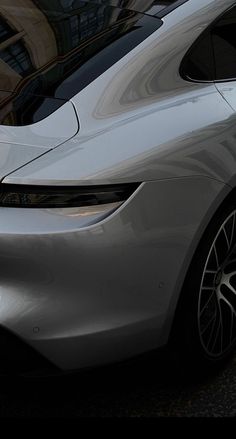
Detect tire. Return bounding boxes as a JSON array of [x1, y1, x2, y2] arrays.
[[169, 196, 236, 378]]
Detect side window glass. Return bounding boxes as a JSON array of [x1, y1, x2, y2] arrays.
[[212, 6, 236, 81], [181, 31, 214, 81]]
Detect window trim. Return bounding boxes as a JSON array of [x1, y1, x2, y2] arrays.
[[156, 0, 189, 18], [180, 3, 236, 84], [0, 40, 34, 77]]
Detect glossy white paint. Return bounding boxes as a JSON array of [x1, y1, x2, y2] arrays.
[[0, 142, 48, 180], [1, 0, 236, 371], [5, 85, 236, 186], [0, 177, 228, 369], [0, 102, 78, 180], [0, 102, 78, 149], [215, 81, 236, 112]]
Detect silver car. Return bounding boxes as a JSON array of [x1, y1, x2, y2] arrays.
[[1, 0, 236, 376]]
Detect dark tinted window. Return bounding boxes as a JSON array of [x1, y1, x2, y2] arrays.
[[83, 1, 184, 16], [212, 6, 236, 80], [181, 5, 236, 83], [0, 1, 162, 127], [181, 31, 214, 81]]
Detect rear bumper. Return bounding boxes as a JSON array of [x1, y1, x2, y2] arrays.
[[0, 326, 58, 376], [0, 177, 227, 371]]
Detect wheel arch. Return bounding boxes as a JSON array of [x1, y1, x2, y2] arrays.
[[162, 180, 236, 346]]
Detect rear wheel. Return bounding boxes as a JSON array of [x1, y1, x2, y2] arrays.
[[170, 198, 236, 377]]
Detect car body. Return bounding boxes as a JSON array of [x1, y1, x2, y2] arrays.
[[1, 0, 236, 374]]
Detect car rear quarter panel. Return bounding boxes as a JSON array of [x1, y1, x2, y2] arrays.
[[1, 0, 236, 369], [0, 176, 229, 369], [4, 0, 236, 189]]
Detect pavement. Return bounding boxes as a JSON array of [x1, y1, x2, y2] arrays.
[[0, 349, 236, 417]]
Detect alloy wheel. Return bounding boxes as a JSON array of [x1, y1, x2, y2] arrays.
[[198, 210, 236, 358]]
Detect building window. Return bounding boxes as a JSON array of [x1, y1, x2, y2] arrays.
[[0, 17, 15, 44], [0, 41, 33, 77], [69, 15, 80, 47]]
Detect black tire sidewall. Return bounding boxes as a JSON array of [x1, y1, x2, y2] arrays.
[[170, 196, 236, 376]]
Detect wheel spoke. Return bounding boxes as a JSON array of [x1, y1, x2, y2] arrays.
[[198, 209, 236, 358], [223, 226, 231, 251], [206, 312, 218, 350], [200, 289, 215, 317], [213, 245, 220, 270], [210, 317, 222, 353], [219, 291, 236, 318], [200, 311, 217, 336], [223, 278, 236, 297], [230, 213, 236, 248], [217, 298, 224, 354]]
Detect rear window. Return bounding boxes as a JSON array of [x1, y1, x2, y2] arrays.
[[0, 1, 162, 127]]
